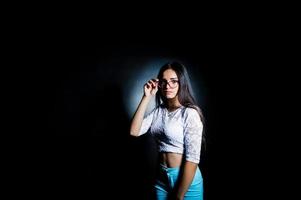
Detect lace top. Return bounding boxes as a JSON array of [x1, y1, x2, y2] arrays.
[[138, 105, 203, 164]]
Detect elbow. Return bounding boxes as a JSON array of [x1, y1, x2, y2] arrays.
[[130, 124, 140, 137], [129, 129, 140, 137]]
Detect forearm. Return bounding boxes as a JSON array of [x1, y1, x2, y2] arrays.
[[175, 161, 198, 200], [130, 95, 152, 136]]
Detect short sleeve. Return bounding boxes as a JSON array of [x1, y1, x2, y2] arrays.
[[183, 108, 203, 164], [138, 108, 156, 136]]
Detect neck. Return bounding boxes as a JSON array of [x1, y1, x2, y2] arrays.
[[166, 97, 182, 110]]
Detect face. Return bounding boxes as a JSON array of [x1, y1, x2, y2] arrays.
[[159, 69, 179, 99]]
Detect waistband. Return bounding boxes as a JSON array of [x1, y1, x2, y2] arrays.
[[159, 164, 180, 174]]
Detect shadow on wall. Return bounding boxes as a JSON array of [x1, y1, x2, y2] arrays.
[[48, 79, 158, 199], [88, 82, 159, 200]]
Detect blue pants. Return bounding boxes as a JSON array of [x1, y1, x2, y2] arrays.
[[154, 164, 203, 200]]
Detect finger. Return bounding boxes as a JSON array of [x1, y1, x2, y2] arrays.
[[149, 80, 156, 88], [154, 79, 159, 86], [148, 80, 154, 85], [151, 79, 159, 85]]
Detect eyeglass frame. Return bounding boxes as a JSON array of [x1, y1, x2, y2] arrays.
[[157, 79, 179, 88]]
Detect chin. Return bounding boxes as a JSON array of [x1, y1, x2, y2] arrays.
[[165, 94, 177, 99]]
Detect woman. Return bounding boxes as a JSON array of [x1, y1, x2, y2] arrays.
[[130, 62, 205, 200]]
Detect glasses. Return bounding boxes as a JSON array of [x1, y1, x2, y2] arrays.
[[158, 79, 179, 88]]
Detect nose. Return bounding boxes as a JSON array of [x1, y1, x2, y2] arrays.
[[165, 83, 171, 89]]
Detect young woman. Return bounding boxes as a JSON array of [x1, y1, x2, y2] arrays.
[[130, 62, 205, 200]]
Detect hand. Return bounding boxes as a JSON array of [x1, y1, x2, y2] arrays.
[[168, 189, 184, 200], [144, 79, 159, 97], [168, 194, 184, 200]]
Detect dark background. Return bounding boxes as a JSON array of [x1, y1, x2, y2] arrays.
[[38, 39, 260, 199], [11, 12, 289, 199], [44, 40, 218, 199]]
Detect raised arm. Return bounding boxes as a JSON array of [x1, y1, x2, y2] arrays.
[[130, 79, 158, 137]]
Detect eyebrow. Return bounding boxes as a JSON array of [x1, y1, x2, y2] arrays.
[[161, 78, 178, 81]]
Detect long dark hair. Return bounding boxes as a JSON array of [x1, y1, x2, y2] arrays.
[[155, 62, 206, 151]]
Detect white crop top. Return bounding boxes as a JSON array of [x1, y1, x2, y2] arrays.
[[138, 105, 203, 164]]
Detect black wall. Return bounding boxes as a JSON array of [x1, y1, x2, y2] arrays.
[[23, 30, 283, 199]]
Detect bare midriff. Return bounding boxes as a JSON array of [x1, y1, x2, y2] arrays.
[[160, 152, 184, 168]]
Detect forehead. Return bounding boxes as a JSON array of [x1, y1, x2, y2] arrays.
[[162, 69, 178, 79]]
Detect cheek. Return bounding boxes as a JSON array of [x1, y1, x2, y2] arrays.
[[170, 89, 179, 97], [174, 87, 179, 94]]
